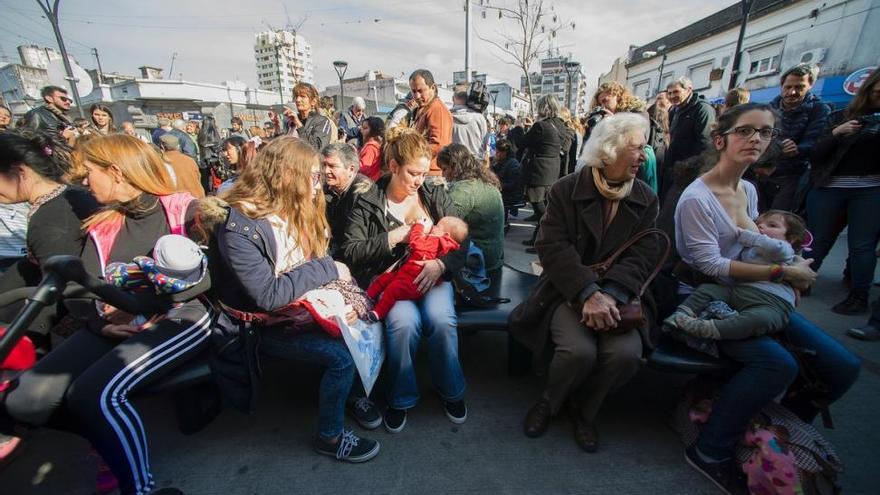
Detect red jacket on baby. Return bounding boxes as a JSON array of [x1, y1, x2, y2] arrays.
[[366, 222, 460, 319]]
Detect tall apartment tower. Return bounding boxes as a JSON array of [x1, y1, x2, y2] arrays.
[[521, 55, 586, 115], [254, 29, 314, 98]]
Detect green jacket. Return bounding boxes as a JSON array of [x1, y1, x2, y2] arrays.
[[448, 178, 505, 271]]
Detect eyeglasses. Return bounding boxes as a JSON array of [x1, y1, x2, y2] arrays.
[[311, 171, 322, 186], [723, 126, 780, 140]]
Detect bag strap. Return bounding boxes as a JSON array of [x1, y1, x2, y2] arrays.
[[590, 228, 672, 297]]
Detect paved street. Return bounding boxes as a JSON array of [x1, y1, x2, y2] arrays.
[[4, 212, 879, 495]]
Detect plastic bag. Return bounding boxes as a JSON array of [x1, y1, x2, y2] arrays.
[[335, 316, 384, 396]]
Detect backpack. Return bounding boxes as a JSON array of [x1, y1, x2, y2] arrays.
[[672, 377, 843, 495], [465, 80, 490, 114]]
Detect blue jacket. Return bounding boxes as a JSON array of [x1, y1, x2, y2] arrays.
[[210, 206, 339, 412], [215, 207, 339, 313], [769, 92, 830, 177]]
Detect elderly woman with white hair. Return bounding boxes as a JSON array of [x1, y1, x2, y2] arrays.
[[510, 112, 665, 453]]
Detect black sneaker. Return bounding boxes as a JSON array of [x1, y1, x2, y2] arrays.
[[444, 400, 467, 424], [384, 407, 407, 433], [366, 311, 381, 323], [347, 396, 382, 430], [684, 445, 748, 495], [314, 430, 380, 463], [847, 324, 880, 341], [831, 290, 868, 315]]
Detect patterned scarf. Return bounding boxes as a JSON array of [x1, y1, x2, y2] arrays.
[[45, 103, 73, 126]]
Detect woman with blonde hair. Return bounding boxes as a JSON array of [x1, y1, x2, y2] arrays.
[[214, 136, 380, 463], [2, 134, 212, 495], [341, 126, 469, 433]]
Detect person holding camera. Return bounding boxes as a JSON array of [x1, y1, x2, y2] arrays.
[[806, 68, 880, 316]]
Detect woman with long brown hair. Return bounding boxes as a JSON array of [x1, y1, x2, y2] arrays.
[[89, 103, 116, 135], [214, 136, 380, 463], [807, 68, 880, 317], [2, 134, 211, 495]]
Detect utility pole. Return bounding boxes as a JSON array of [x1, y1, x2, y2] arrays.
[[464, 0, 472, 84], [168, 52, 178, 80], [274, 32, 285, 105], [91, 47, 104, 85], [35, 0, 85, 117], [729, 0, 755, 91]]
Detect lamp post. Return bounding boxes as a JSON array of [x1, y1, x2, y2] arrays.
[[332, 60, 348, 111], [489, 90, 499, 118], [563, 61, 579, 113], [729, 0, 755, 90], [642, 45, 667, 97]]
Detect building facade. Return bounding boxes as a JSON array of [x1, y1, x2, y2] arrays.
[[254, 29, 314, 98], [520, 55, 586, 115], [625, 0, 879, 107]]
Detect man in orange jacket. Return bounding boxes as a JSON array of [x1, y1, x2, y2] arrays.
[[408, 69, 452, 182]]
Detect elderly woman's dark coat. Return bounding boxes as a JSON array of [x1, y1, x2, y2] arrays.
[[508, 165, 662, 355]]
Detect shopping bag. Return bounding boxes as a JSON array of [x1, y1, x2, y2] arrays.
[[334, 316, 384, 396]]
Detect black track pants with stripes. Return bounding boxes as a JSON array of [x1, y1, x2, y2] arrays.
[[4, 300, 213, 495]]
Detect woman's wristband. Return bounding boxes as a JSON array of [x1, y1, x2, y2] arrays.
[[769, 264, 785, 283]]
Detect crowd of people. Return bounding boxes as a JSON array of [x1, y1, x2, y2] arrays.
[[0, 62, 875, 495]]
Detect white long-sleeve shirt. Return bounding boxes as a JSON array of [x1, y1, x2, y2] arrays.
[[675, 178, 794, 305]]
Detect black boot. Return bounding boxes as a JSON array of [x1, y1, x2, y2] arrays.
[[832, 289, 869, 315], [523, 202, 542, 222]]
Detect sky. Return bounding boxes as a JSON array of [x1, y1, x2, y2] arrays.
[[0, 0, 726, 96]]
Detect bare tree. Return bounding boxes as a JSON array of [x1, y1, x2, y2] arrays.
[[477, 0, 575, 118]]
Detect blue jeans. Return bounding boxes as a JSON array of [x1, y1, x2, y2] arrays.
[[260, 329, 355, 439], [806, 186, 880, 291], [697, 311, 860, 460], [384, 282, 466, 409]]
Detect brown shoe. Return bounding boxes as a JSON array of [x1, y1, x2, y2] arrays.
[[523, 399, 552, 438], [573, 419, 599, 453]]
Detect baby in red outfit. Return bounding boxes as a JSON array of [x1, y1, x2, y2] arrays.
[[366, 216, 468, 321]]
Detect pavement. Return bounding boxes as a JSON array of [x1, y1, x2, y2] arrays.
[[3, 209, 880, 495]]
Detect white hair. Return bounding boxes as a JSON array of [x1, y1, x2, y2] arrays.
[[172, 119, 187, 130], [667, 76, 693, 91], [578, 113, 649, 169], [535, 94, 560, 120]]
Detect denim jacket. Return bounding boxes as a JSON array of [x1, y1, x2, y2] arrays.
[[210, 206, 339, 412]]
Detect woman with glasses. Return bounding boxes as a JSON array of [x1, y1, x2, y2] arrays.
[[214, 136, 380, 463], [673, 103, 860, 493]]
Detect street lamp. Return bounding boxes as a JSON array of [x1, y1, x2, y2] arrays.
[[563, 61, 579, 113], [332, 60, 348, 111], [642, 44, 667, 97], [489, 90, 499, 117], [729, 0, 755, 90]]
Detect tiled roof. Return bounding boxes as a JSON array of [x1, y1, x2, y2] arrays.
[[627, 0, 799, 67]]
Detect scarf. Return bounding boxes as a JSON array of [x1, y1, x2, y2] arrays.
[[45, 103, 73, 125], [591, 166, 634, 201]]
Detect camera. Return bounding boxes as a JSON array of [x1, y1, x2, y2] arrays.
[[857, 112, 880, 127], [586, 107, 608, 129]]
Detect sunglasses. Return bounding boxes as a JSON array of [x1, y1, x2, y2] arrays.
[[311, 171, 322, 186]]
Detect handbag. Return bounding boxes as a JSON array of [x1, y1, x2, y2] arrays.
[[585, 228, 671, 333]]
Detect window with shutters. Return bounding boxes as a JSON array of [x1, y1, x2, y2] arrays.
[[746, 40, 783, 78], [687, 61, 713, 90]]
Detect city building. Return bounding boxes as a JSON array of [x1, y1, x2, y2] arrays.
[[323, 69, 455, 113], [520, 55, 586, 115], [254, 29, 314, 99], [625, 0, 879, 107], [16, 44, 75, 70]]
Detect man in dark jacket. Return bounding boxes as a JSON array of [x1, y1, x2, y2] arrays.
[[23, 85, 75, 137], [762, 63, 830, 212], [662, 77, 715, 201], [492, 138, 523, 231], [322, 142, 372, 257]]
